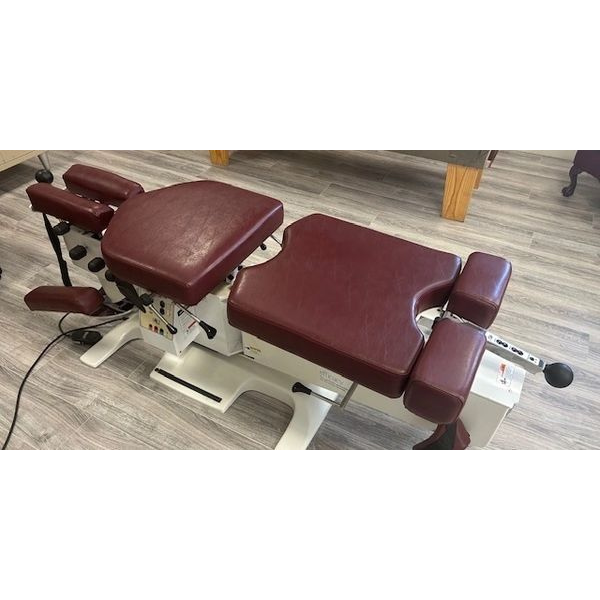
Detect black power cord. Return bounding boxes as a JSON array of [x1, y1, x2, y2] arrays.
[[1, 313, 129, 450]]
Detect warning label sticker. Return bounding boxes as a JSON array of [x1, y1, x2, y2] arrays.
[[497, 362, 515, 388]]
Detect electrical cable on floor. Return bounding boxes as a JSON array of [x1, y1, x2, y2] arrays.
[[1, 313, 129, 450]]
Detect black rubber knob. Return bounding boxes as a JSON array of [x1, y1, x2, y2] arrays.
[[69, 245, 87, 261], [53, 221, 70, 236], [105, 270, 115, 282], [35, 169, 54, 184], [543, 363, 574, 388], [88, 257, 106, 273], [292, 382, 312, 395]]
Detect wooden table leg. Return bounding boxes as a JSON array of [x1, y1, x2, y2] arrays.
[[441, 164, 482, 221], [209, 150, 230, 166]]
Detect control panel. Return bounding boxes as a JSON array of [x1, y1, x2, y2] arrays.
[[140, 299, 176, 340], [485, 332, 545, 374], [140, 296, 200, 355]]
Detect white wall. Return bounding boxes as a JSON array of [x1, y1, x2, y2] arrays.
[[526, 150, 576, 160]]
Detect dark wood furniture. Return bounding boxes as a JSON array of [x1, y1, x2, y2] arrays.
[[562, 151, 600, 197], [208, 150, 499, 222]]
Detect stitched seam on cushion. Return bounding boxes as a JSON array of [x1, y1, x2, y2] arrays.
[[454, 291, 499, 311]]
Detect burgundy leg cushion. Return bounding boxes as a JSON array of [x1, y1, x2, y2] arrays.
[[404, 319, 486, 424], [24, 286, 104, 315]]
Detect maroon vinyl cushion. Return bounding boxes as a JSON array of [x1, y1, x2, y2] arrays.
[[27, 183, 114, 233], [24, 286, 104, 315], [403, 319, 486, 424], [63, 164, 145, 206], [228, 214, 462, 398], [447, 252, 512, 329], [101, 181, 283, 305]]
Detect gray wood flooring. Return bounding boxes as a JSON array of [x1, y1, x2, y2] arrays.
[[1, 150, 598, 449]]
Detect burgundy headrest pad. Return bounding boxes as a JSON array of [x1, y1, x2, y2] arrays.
[[63, 164, 144, 206], [447, 252, 512, 329]]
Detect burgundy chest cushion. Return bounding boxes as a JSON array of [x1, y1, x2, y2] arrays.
[[101, 181, 283, 305], [228, 214, 462, 398]]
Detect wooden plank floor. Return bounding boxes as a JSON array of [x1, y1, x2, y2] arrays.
[[1, 150, 598, 449]]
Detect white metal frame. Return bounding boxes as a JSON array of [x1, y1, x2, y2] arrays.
[[80, 284, 529, 449], [32, 186, 562, 450]]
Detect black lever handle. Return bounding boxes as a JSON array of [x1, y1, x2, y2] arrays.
[[116, 279, 147, 311], [199, 321, 217, 339]]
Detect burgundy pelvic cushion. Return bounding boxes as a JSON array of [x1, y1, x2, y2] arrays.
[[24, 286, 104, 315], [447, 252, 512, 329], [228, 214, 462, 398], [403, 319, 486, 424], [63, 164, 145, 206], [101, 181, 283, 305], [27, 183, 114, 233]]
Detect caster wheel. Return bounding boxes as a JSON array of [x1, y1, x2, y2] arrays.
[[35, 169, 54, 184]]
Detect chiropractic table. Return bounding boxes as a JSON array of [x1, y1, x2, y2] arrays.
[[22, 165, 573, 449]]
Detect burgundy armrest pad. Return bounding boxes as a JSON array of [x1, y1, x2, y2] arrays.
[[63, 164, 145, 206], [446, 252, 511, 328], [404, 319, 486, 424], [24, 286, 104, 315], [26, 183, 114, 233]]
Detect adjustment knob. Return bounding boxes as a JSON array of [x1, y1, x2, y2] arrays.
[[88, 257, 106, 273], [105, 270, 116, 282], [543, 363, 574, 388], [35, 169, 54, 184], [53, 221, 70, 236], [69, 245, 87, 261]]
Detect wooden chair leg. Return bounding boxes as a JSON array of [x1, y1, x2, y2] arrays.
[[562, 164, 582, 197], [442, 164, 480, 221], [209, 150, 230, 166]]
